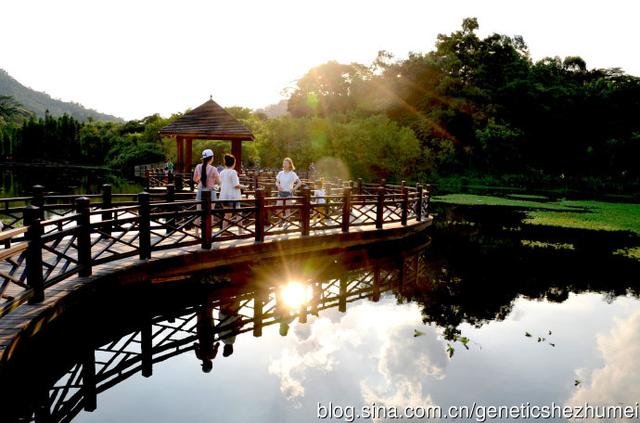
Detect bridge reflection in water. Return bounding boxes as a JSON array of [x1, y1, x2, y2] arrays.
[[0, 241, 430, 422]]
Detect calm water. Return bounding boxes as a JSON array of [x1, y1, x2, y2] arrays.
[[1, 195, 640, 422], [0, 164, 143, 197]]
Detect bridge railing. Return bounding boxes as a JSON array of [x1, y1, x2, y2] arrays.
[[0, 181, 431, 317], [3, 246, 428, 422]]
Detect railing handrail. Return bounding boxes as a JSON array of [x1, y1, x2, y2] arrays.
[[0, 181, 431, 318]]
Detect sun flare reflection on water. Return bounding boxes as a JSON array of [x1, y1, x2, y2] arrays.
[[280, 281, 312, 310]]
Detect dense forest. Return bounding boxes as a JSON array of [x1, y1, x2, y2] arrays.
[[2, 18, 639, 191]]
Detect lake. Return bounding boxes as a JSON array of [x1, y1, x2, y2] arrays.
[[1, 198, 639, 422], [0, 164, 143, 197]]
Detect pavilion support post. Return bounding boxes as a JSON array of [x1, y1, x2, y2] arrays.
[[232, 139, 242, 173], [185, 138, 193, 174], [176, 136, 184, 176]]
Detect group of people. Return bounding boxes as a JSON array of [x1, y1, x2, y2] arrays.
[[192, 149, 325, 206]]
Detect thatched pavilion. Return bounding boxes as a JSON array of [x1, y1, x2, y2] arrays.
[[159, 97, 254, 173]]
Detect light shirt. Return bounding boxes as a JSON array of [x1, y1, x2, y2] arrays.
[[276, 170, 300, 192], [313, 188, 326, 204], [219, 168, 241, 200], [193, 164, 220, 189]]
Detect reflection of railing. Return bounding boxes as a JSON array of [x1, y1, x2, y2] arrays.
[[9, 246, 428, 423], [0, 181, 431, 318]]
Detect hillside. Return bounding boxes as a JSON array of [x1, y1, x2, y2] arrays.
[[0, 68, 122, 122]]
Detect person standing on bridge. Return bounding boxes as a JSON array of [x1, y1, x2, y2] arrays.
[[219, 153, 246, 233], [275, 157, 302, 225], [193, 149, 221, 201]]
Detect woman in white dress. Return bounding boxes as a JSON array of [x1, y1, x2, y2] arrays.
[[219, 154, 245, 233]]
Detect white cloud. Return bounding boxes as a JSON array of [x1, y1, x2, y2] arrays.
[[566, 310, 640, 417]]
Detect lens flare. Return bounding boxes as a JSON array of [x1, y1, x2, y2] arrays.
[[280, 281, 310, 309]]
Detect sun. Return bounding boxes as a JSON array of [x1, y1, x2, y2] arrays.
[[280, 281, 311, 309]]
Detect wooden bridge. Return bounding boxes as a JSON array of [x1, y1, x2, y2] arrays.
[[1, 242, 430, 423], [0, 177, 431, 321]]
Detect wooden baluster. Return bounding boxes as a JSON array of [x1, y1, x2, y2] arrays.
[[357, 178, 363, 195], [81, 349, 97, 411], [101, 184, 112, 235], [31, 184, 45, 220], [372, 265, 381, 302], [24, 206, 44, 304], [301, 186, 310, 236], [200, 190, 212, 249], [174, 174, 183, 192], [416, 184, 423, 222], [401, 186, 409, 226], [339, 276, 347, 313], [341, 186, 351, 233], [138, 192, 151, 259], [76, 197, 92, 277], [424, 183, 432, 216], [255, 188, 265, 242], [141, 313, 153, 377], [144, 170, 151, 191], [376, 186, 385, 229]]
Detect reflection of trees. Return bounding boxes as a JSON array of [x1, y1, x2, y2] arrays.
[[402, 203, 640, 341]]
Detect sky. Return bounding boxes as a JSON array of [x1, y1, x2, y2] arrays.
[[2, 0, 639, 121]]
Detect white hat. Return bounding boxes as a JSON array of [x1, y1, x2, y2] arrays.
[[202, 149, 214, 159]]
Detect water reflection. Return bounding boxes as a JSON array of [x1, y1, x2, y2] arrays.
[[0, 202, 639, 422], [0, 164, 142, 196]]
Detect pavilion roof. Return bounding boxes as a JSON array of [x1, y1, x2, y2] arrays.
[[159, 98, 254, 141]]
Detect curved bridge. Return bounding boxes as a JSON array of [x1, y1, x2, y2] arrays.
[[0, 242, 430, 423], [0, 180, 431, 358]]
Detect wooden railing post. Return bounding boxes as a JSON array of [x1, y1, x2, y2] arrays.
[[174, 174, 184, 192], [401, 186, 409, 226], [376, 186, 385, 229], [31, 185, 45, 220], [341, 186, 351, 233], [166, 183, 175, 202], [76, 197, 92, 277], [81, 349, 97, 412], [416, 184, 423, 221], [255, 188, 265, 242], [144, 170, 151, 191], [357, 178, 363, 195], [167, 170, 174, 184], [424, 183, 432, 216], [138, 192, 151, 259], [339, 276, 347, 313], [301, 186, 311, 236], [200, 190, 212, 249], [188, 174, 195, 192], [24, 206, 44, 304], [101, 184, 112, 235], [253, 288, 266, 337]]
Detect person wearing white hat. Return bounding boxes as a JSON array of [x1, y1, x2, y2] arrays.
[[193, 149, 220, 201]]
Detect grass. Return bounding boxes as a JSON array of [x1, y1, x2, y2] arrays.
[[433, 193, 640, 235]]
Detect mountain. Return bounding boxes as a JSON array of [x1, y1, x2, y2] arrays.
[[0, 68, 122, 122], [255, 99, 289, 118]]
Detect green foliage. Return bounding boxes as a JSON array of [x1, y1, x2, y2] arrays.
[[282, 18, 640, 189], [254, 114, 420, 181]]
